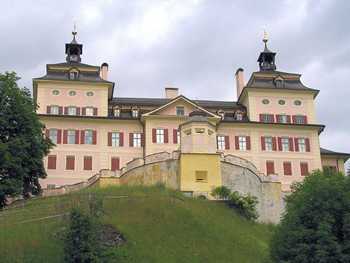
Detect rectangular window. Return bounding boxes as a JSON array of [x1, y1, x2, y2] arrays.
[[265, 137, 273, 151], [239, 136, 247, 150], [111, 157, 120, 171], [132, 109, 139, 118], [279, 115, 287, 123], [298, 138, 306, 152], [51, 106, 59, 115], [281, 137, 290, 151], [86, 107, 94, 116], [177, 131, 180, 144], [156, 129, 164, 143], [217, 136, 226, 150], [67, 130, 76, 144], [300, 162, 308, 176], [266, 161, 275, 175], [85, 131, 93, 145], [48, 155, 57, 170], [68, 107, 76, 115], [46, 184, 56, 189], [218, 112, 225, 120], [195, 171, 208, 182], [70, 72, 77, 80], [236, 113, 243, 121], [49, 129, 58, 144], [133, 133, 141, 147], [84, 156, 92, 171], [177, 106, 184, 116], [295, 115, 304, 124], [263, 114, 271, 122], [114, 109, 120, 117], [283, 162, 292, 176], [66, 156, 75, 170], [112, 132, 120, 146]]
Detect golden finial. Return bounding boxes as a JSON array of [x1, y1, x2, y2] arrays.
[[263, 26, 268, 43], [72, 18, 77, 36]]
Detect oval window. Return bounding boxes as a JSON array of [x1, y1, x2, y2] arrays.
[[262, 99, 270, 105], [86, 91, 94, 97], [68, 91, 77, 96], [278, 99, 286, 105], [294, 100, 302, 106], [52, 90, 60, 96]]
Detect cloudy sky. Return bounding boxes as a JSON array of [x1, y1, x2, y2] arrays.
[[1, 0, 349, 169]]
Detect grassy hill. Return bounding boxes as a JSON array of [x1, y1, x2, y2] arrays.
[[0, 185, 274, 262]]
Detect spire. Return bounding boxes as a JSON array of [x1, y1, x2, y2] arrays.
[[65, 18, 83, 63], [257, 26, 276, 71]]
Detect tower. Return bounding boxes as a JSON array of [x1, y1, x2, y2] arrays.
[[65, 19, 83, 63]]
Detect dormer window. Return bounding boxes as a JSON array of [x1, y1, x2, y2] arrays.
[[274, 76, 284, 88], [234, 109, 244, 121], [131, 106, 140, 118], [217, 108, 225, 120], [112, 104, 122, 117], [114, 109, 120, 117], [68, 68, 79, 80]]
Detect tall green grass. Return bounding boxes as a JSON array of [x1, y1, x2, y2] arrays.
[[0, 185, 274, 262]]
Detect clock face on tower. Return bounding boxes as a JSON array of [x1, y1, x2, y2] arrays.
[[70, 54, 78, 62]]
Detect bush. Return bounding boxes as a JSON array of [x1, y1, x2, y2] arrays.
[[211, 185, 231, 200]]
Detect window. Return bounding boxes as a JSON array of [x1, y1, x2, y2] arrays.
[[177, 106, 184, 116], [156, 129, 164, 143], [278, 114, 287, 123], [283, 162, 292, 176], [67, 130, 76, 144], [195, 171, 208, 182], [114, 109, 120, 117], [300, 162, 308, 176], [66, 156, 75, 170], [52, 90, 60, 96], [68, 90, 77, 96], [133, 133, 141, 147], [281, 137, 290, 151], [263, 114, 271, 122], [86, 91, 94, 97], [48, 155, 57, 170], [239, 136, 247, 150], [86, 107, 94, 116], [112, 132, 120, 146], [298, 138, 306, 152], [49, 129, 58, 144], [84, 131, 93, 145], [70, 72, 77, 80], [132, 109, 139, 118], [278, 99, 286, 105], [262, 99, 270, 105], [265, 137, 273, 151], [51, 106, 59, 115], [236, 113, 243, 121], [266, 161, 275, 175], [295, 115, 304, 124], [177, 131, 180, 144], [46, 184, 56, 189], [111, 157, 120, 171], [217, 136, 226, 150], [84, 156, 92, 171], [218, 112, 225, 120], [68, 107, 76, 115], [275, 80, 283, 88], [294, 100, 302, 106]]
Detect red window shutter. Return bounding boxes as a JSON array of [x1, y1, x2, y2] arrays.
[[216, 136, 219, 149], [75, 130, 79, 144], [66, 156, 75, 170], [300, 163, 308, 176], [272, 137, 277, 151], [292, 115, 296, 123], [235, 136, 239, 150], [111, 158, 120, 171], [76, 107, 80, 116], [305, 138, 310, 152], [278, 137, 282, 151], [303, 116, 308, 124], [84, 156, 92, 171], [120, 132, 124, 146], [45, 129, 50, 138], [261, 137, 266, 150], [93, 108, 98, 116], [266, 161, 274, 174], [64, 107, 68, 115], [164, 129, 168, 143], [108, 132, 112, 146], [59, 106, 63, 115], [294, 138, 299, 151], [141, 133, 145, 147], [173, 129, 178, 143], [270, 114, 275, 123], [63, 130, 68, 144], [48, 156, 57, 170], [289, 138, 294, 151], [287, 115, 291, 123], [81, 130, 85, 144], [276, 115, 280, 123], [129, 133, 133, 147], [47, 106, 51, 114], [57, 129, 62, 144], [225, 136, 230, 150], [259, 114, 263, 122], [92, 130, 97, 145], [82, 107, 86, 116], [284, 162, 292, 175], [152, 129, 156, 143], [247, 136, 251, 150]]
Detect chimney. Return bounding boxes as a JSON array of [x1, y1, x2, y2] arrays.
[[101, 62, 109, 80], [165, 87, 178, 100], [235, 68, 244, 100]]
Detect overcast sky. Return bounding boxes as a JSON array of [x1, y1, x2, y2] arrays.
[[1, 0, 349, 170]]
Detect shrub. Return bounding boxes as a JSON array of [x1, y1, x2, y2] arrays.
[[211, 185, 231, 200]]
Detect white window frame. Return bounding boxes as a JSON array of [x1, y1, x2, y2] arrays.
[[85, 130, 93, 145], [156, 129, 164, 143], [112, 132, 120, 147], [67, 130, 75, 144], [217, 136, 226, 150], [177, 131, 180, 144], [114, 109, 120, 117], [132, 109, 139, 118], [281, 137, 290, 151], [236, 113, 243, 121], [177, 106, 185, 116], [239, 136, 247, 150], [86, 107, 94, 116], [51, 106, 59, 115], [264, 137, 273, 151], [50, 129, 58, 144], [298, 138, 306, 152], [68, 106, 76, 115], [279, 115, 287, 123], [295, 115, 304, 124], [263, 114, 271, 122], [133, 133, 141, 147]]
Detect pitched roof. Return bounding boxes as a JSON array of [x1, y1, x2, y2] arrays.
[[320, 147, 350, 158]]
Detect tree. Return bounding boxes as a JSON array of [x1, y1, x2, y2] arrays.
[[270, 170, 350, 262], [0, 72, 54, 209]]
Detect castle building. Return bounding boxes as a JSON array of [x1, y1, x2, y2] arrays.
[[34, 31, 349, 194]]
